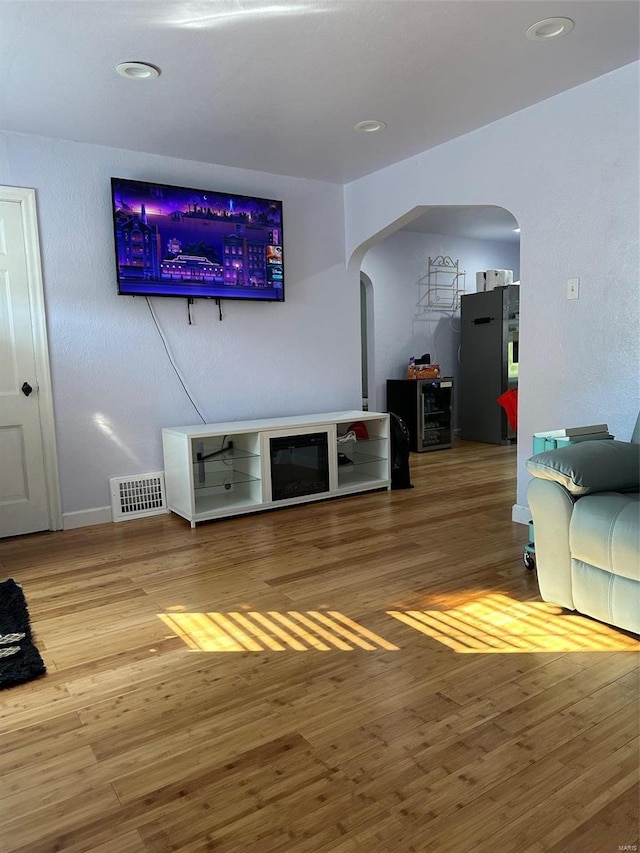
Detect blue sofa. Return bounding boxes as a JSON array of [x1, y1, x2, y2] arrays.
[[526, 420, 639, 634]]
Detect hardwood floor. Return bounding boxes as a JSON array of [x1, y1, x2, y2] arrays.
[[0, 440, 638, 853]]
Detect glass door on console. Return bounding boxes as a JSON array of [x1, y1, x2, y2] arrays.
[[260, 424, 336, 503], [269, 432, 330, 501], [420, 379, 453, 450]]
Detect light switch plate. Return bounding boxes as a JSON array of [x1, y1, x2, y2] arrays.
[[567, 277, 580, 300]]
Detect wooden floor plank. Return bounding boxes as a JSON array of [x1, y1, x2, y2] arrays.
[[0, 439, 638, 852]]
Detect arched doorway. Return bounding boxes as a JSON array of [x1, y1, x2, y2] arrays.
[[360, 272, 374, 410], [357, 205, 520, 420]]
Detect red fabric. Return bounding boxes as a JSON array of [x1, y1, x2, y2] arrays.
[[348, 421, 369, 440], [497, 388, 518, 430]]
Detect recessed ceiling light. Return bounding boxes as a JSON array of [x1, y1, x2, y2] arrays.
[[116, 61, 161, 80], [354, 120, 387, 133], [526, 17, 574, 41], [513, 227, 521, 233]]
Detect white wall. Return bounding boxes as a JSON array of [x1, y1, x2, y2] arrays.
[[0, 133, 359, 519], [2, 62, 638, 525], [361, 229, 519, 412], [345, 62, 640, 514]]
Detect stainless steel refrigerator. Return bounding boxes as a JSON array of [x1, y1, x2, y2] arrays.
[[459, 285, 519, 444]]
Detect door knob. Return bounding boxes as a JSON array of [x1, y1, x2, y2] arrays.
[[21, 382, 33, 397]]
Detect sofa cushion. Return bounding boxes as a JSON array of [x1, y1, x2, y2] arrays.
[[526, 440, 640, 496], [571, 560, 640, 634], [570, 492, 640, 582]]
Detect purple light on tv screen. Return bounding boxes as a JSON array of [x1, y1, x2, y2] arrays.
[[111, 178, 284, 301]]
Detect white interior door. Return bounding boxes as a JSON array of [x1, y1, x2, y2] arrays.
[[0, 189, 60, 537]]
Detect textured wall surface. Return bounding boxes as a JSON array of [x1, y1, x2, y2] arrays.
[[1, 135, 357, 515], [346, 62, 640, 510], [2, 62, 638, 521], [361, 229, 519, 413]]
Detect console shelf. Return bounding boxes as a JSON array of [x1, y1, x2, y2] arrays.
[[163, 411, 391, 527]]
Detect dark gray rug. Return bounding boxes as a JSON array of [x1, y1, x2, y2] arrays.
[[0, 578, 46, 689]]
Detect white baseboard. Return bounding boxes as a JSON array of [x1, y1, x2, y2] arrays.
[[62, 506, 112, 530], [64, 503, 532, 529], [512, 503, 531, 525]]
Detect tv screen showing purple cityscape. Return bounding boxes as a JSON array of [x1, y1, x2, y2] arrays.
[[111, 178, 284, 301]]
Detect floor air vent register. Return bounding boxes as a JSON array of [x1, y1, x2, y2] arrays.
[[109, 472, 168, 521]]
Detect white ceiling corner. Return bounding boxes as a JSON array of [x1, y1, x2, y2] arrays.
[[1, 1, 637, 240]]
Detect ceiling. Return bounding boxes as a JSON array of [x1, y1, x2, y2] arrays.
[[2, 1, 638, 190], [402, 205, 520, 242]]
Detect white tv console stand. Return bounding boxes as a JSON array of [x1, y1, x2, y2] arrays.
[[162, 411, 391, 527]]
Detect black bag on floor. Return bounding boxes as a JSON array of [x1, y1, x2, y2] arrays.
[[389, 412, 413, 490]]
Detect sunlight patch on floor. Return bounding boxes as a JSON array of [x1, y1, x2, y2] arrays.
[[388, 594, 640, 653], [159, 610, 399, 652]]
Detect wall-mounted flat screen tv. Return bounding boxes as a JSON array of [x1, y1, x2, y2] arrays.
[[111, 177, 284, 302]]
